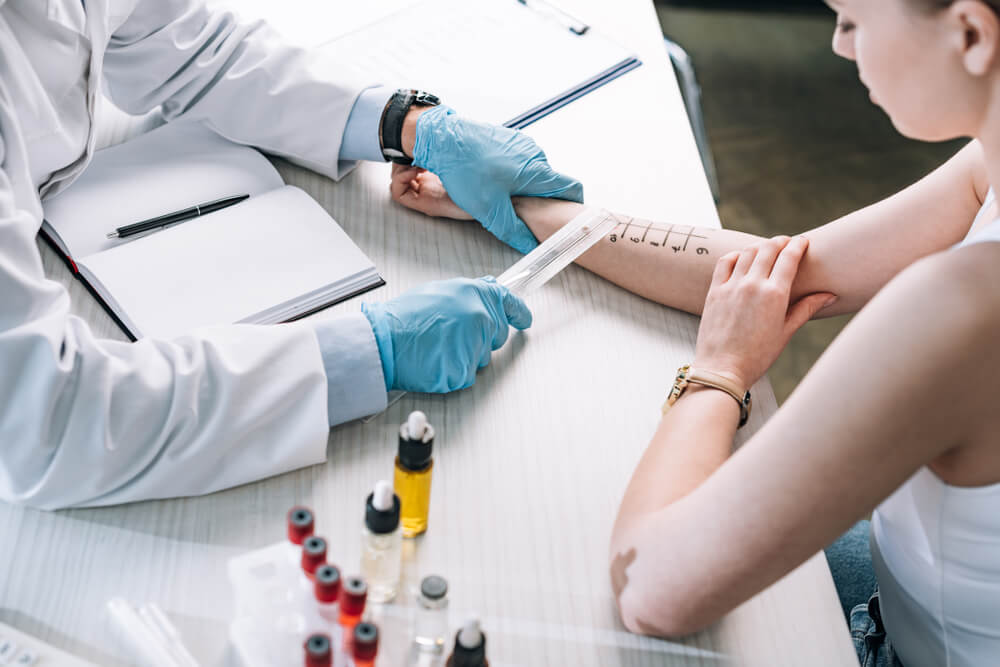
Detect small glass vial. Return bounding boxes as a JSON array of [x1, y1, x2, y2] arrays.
[[313, 564, 341, 627], [360, 480, 402, 603], [303, 633, 332, 667], [287, 507, 315, 551], [394, 411, 435, 538], [414, 575, 449, 652], [286, 506, 315, 582], [301, 536, 327, 581], [338, 575, 368, 652], [351, 622, 379, 667]]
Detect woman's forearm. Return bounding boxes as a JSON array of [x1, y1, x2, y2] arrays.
[[609, 385, 741, 635], [513, 198, 759, 315]]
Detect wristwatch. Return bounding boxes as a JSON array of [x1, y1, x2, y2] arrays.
[[661, 364, 752, 428], [379, 89, 441, 165]]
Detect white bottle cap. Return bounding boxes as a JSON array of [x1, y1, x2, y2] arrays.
[[406, 410, 428, 439], [372, 479, 394, 512], [457, 616, 482, 649]]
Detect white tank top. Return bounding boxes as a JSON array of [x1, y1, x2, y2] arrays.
[[871, 189, 1000, 667]]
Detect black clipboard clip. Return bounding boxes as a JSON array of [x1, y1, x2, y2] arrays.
[[516, 0, 590, 35]]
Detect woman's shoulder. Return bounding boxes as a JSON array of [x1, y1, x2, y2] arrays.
[[852, 241, 1000, 400]]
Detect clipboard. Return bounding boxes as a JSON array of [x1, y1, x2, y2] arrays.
[[318, 0, 642, 130]]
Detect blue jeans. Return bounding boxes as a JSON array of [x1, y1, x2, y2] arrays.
[[824, 520, 904, 667]]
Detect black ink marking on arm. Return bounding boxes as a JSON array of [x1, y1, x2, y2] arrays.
[[682, 227, 696, 252], [663, 224, 675, 248]]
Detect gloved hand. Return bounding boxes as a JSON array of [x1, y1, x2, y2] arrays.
[[412, 106, 584, 254], [361, 277, 532, 393]]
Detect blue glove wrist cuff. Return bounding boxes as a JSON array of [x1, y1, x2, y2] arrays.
[[411, 104, 454, 172], [361, 303, 395, 392]]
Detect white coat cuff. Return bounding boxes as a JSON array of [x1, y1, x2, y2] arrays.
[[312, 313, 389, 426], [338, 86, 393, 164]]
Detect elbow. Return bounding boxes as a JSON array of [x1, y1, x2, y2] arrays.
[[608, 542, 718, 638], [615, 584, 711, 639]]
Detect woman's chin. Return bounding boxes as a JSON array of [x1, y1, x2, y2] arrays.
[[882, 111, 956, 143]]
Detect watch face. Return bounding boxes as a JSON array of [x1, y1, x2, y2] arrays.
[[413, 91, 441, 106]]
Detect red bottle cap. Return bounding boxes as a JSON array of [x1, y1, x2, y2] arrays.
[[352, 622, 379, 661], [314, 564, 341, 603], [338, 575, 367, 616], [303, 633, 332, 667], [287, 506, 314, 545], [301, 536, 327, 578]]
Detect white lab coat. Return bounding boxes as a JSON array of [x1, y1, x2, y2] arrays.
[[0, 0, 382, 509]]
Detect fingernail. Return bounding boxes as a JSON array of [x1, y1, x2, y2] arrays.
[[824, 295, 838, 307]]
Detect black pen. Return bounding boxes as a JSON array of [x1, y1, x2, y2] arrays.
[[106, 194, 250, 239]]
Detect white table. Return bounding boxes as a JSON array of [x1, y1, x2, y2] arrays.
[[0, 1, 857, 665]]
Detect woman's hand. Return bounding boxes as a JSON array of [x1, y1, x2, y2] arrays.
[[390, 163, 475, 221], [693, 236, 837, 389]]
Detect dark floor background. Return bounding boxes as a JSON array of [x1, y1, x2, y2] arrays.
[[654, 2, 965, 402]]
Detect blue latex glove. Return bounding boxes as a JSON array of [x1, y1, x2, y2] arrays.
[[361, 277, 532, 393], [412, 106, 584, 254]]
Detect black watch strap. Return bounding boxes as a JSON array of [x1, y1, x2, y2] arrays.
[[379, 89, 441, 165]]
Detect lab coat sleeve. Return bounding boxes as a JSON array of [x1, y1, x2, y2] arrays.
[[339, 86, 394, 163], [102, 0, 384, 180], [313, 314, 388, 426], [0, 137, 340, 510]]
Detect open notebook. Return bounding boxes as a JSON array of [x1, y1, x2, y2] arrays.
[[41, 121, 383, 341]]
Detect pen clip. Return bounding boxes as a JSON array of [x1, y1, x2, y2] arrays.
[[517, 0, 589, 35]]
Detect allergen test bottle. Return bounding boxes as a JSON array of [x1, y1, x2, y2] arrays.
[[394, 410, 435, 537], [303, 633, 333, 667], [414, 574, 449, 652], [301, 535, 328, 581], [360, 479, 402, 603], [338, 575, 368, 643], [446, 617, 489, 667], [288, 506, 315, 553], [313, 564, 341, 633], [286, 506, 315, 579], [351, 622, 379, 667]]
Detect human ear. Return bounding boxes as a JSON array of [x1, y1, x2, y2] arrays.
[[950, 0, 1000, 76]]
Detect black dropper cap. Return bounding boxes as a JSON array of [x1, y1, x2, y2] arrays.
[[365, 481, 401, 535], [398, 411, 435, 471], [448, 619, 487, 667]]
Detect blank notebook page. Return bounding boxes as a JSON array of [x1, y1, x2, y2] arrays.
[[81, 186, 374, 339], [42, 121, 283, 260]]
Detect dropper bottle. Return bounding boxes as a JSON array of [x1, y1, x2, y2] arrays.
[[446, 617, 489, 667], [360, 480, 402, 603], [394, 410, 435, 538]]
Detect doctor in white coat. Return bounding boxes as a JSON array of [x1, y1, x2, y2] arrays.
[[0, 0, 582, 509]]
